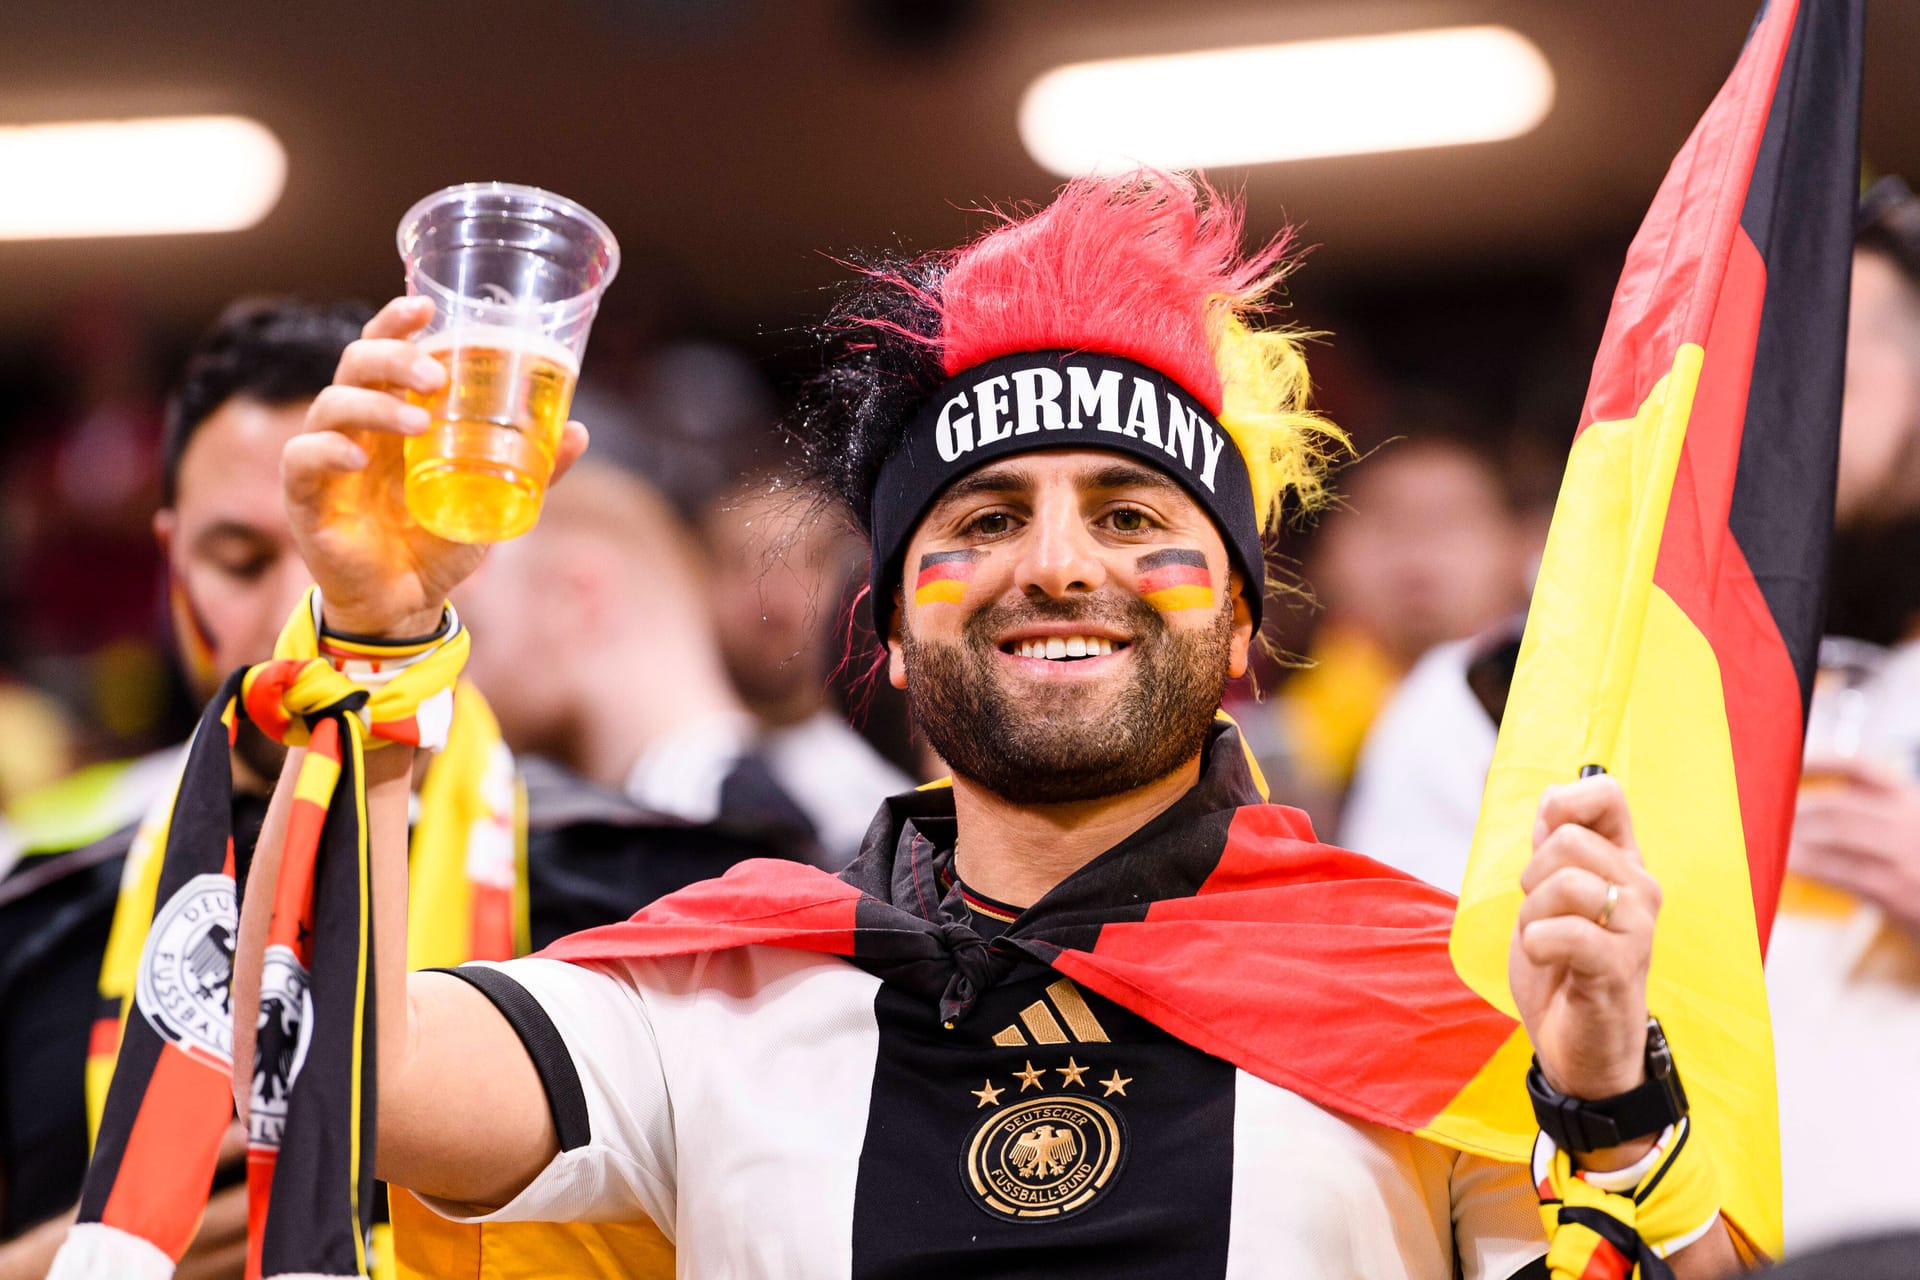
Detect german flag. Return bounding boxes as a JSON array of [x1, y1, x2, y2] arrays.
[[1452, 0, 1862, 1257], [1136, 549, 1216, 613], [914, 550, 981, 607]]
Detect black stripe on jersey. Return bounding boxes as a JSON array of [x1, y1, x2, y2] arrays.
[[436, 966, 591, 1151], [850, 966, 1235, 1278]]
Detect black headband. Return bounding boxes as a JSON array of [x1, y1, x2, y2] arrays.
[[868, 350, 1265, 633]]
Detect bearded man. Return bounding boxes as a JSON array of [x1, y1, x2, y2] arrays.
[[62, 175, 1743, 1280]]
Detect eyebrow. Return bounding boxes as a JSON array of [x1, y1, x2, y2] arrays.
[[927, 465, 1039, 514], [928, 460, 1185, 516], [189, 520, 275, 551], [1084, 462, 1183, 496]]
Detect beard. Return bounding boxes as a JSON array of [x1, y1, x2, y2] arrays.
[[901, 590, 1234, 805]]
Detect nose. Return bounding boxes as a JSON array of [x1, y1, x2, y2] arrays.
[[1012, 490, 1107, 602]]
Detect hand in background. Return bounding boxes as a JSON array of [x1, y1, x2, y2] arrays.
[[1792, 755, 1920, 938], [0, 1123, 249, 1280]]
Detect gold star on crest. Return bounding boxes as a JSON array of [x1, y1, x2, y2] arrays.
[[1014, 1060, 1047, 1091], [1100, 1070, 1132, 1097], [1056, 1057, 1089, 1087], [972, 1079, 1005, 1108]]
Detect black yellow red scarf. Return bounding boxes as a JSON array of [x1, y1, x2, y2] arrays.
[[54, 590, 467, 1280]]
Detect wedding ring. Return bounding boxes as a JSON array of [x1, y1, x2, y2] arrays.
[[1595, 880, 1620, 930]]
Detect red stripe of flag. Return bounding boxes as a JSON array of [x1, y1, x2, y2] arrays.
[[99, 1046, 232, 1258], [1137, 565, 1211, 595], [916, 561, 979, 589], [538, 859, 866, 962]]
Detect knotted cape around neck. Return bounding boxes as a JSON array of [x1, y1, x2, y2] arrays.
[[538, 721, 1532, 1160]]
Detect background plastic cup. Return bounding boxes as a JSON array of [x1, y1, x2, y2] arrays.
[[1782, 636, 1893, 918], [396, 182, 619, 544]]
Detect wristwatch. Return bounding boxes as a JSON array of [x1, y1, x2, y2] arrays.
[[1527, 1016, 1689, 1152]]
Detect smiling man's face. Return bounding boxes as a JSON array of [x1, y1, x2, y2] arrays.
[[888, 450, 1253, 804]]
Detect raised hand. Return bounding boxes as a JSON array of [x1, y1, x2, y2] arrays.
[[1508, 774, 1660, 1112], [283, 296, 589, 638]]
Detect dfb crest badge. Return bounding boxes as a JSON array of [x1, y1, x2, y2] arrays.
[[134, 872, 238, 1069], [249, 943, 315, 1149]]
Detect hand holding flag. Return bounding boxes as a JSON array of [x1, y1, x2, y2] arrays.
[[1509, 775, 1657, 1125]]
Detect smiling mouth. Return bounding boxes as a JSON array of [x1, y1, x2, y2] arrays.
[[1000, 635, 1130, 661]]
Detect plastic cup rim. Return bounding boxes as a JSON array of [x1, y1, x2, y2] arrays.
[[396, 180, 621, 301]]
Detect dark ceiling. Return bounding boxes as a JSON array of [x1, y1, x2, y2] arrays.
[[0, 0, 1910, 347]]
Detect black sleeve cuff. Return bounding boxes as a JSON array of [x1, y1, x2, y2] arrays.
[[429, 965, 591, 1152]]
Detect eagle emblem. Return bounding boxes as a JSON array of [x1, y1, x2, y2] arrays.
[[248, 944, 315, 1148], [1010, 1124, 1079, 1179], [963, 1095, 1125, 1221], [134, 873, 239, 1068]]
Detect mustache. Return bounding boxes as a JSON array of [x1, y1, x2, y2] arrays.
[[961, 592, 1168, 648]]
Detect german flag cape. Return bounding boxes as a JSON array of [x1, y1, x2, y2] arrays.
[[1453, 0, 1862, 1259], [540, 720, 1533, 1158]]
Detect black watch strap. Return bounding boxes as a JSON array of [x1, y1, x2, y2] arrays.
[[1528, 1016, 1690, 1152]]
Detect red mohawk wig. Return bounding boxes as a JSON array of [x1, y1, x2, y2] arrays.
[[793, 171, 1342, 551], [937, 173, 1261, 410]]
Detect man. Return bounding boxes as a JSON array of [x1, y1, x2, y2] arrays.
[[1243, 430, 1530, 826], [0, 299, 358, 1279], [456, 460, 821, 860], [700, 474, 914, 865], [1767, 176, 1920, 1251], [152, 176, 1736, 1278], [5, 300, 779, 1278]]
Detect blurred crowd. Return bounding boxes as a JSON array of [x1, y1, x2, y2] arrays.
[[2, 176, 1920, 1276]]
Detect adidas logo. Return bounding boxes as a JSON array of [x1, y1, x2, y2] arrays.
[[990, 979, 1110, 1047]]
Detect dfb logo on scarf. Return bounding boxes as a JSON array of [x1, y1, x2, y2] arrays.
[[250, 944, 315, 1148], [135, 872, 239, 1069]]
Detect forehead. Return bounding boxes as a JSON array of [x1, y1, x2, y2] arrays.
[[172, 396, 310, 525], [923, 449, 1194, 512]]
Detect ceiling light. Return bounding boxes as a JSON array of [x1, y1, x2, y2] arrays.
[[1019, 25, 1555, 176], [0, 115, 287, 240]]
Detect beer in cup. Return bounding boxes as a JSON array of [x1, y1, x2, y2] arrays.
[[1782, 636, 1891, 918], [396, 182, 619, 543]]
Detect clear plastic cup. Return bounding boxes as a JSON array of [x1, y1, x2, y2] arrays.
[[396, 182, 619, 543], [1783, 636, 1892, 918]]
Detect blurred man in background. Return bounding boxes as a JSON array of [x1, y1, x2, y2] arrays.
[[700, 475, 913, 865], [0, 300, 786, 1278], [0, 299, 360, 1280], [455, 460, 826, 863], [1231, 431, 1529, 826], [1768, 175, 1920, 1252]]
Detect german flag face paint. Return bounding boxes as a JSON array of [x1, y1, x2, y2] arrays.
[[1136, 549, 1214, 613], [168, 575, 224, 692], [915, 550, 982, 607]]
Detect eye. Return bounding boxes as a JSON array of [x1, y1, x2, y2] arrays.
[[963, 510, 1016, 538], [213, 553, 273, 583], [1102, 506, 1156, 534]]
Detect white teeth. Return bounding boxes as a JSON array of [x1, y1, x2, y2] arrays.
[[1012, 636, 1119, 660]]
